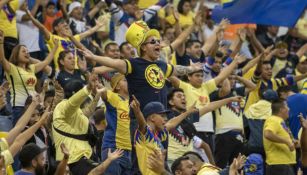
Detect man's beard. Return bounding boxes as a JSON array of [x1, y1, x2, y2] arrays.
[[34, 165, 46, 175]]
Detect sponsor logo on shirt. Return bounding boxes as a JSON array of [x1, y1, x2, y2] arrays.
[[119, 112, 129, 120], [26, 78, 36, 86]]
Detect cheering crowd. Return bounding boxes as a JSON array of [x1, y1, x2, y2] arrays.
[[0, 0, 307, 174]]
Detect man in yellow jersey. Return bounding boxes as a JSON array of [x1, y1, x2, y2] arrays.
[[263, 100, 296, 175], [98, 73, 132, 175], [130, 96, 198, 175]]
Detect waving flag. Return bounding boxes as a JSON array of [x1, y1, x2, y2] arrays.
[[212, 0, 307, 27]]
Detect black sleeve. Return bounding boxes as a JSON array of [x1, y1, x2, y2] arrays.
[[209, 90, 221, 102]]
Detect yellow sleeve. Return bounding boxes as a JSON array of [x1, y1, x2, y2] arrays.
[[74, 34, 81, 42], [0, 138, 9, 150], [106, 90, 119, 107], [264, 117, 280, 134], [1, 150, 13, 166], [202, 79, 217, 94], [243, 66, 256, 80], [10, 0, 19, 11], [179, 80, 189, 91], [125, 59, 132, 75], [165, 64, 174, 78]]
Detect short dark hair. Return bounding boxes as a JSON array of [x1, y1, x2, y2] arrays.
[[171, 156, 190, 174], [45, 90, 55, 101], [182, 151, 204, 162], [271, 99, 286, 115], [262, 61, 272, 66], [46, 1, 56, 8], [177, 0, 191, 14], [64, 80, 84, 99], [93, 108, 105, 125], [119, 41, 129, 53], [57, 50, 71, 70], [52, 17, 66, 32], [277, 86, 292, 97], [186, 39, 201, 49], [167, 88, 184, 107], [104, 42, 118, 53]]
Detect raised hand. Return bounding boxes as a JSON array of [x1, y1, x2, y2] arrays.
[[237, 28, 247, 42], [189, 60, 203, 73], [0, 81, 10, 94], [218, 18, 230, 31], [95, 18, 107, 28], [107, 149, 124, 161], [134, 9, 144, 20], [60, 143, 70, 159], [148, 149, 165, 174], [230, 153, 246, 172], [234, 54, 247, 64], [81, 49, 95, 59], [130, 95, 141, 112]]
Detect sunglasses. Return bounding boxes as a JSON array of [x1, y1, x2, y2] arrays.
[[143, 39, 160, 45]]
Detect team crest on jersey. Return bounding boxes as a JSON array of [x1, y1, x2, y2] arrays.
[[145, 64, 165, 89]]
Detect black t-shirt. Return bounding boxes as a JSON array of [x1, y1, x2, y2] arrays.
[[56, 69, 86, 88]]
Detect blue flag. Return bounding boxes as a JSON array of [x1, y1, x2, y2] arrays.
[[212, 0, 307, 27]]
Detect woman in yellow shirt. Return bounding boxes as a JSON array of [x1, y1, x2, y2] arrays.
[[0, 30, 58, 125], [177, 0, 195, 28]]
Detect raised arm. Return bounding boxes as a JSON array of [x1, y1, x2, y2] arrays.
[[0, 0, 10, 9], [87, 1, 104, 20], [88, 149, 123, 175], [294, 72, 307, 82], [5, 95, 41, 146], [79, 19, 106, 40], [54, 143, 70, 175], [229, 28, 245, 58], [296, 43, 307, 58], [199, 96, 242, 116], [8, 110, 50, 158], [202, 19, 230, 56], [143, 0, 168, 22], [214, 54, 246, 85], [93, 66, 116, 75], [26, 9, 51, 40], [83, 49, 127, 74], [131, 95, 147, 134], [34, 38, 58, 73], [20, 0, 41, 22], [0, 30, 11, 73], [235, 75, 256, 93], [165, 103, 197, 131]]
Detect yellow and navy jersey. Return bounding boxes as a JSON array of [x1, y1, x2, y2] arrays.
[[102, 90, 131, 150], [244, 72, 295, 112], [125, 58, 173, 112], [134, 126, 168, 175], [302, 80, 307, 94], [0, 0, 20, 38]]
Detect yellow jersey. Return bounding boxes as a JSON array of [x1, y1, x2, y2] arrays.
[[103, 90, 131, 150], [46, 33, 80, 71], [263, 115, 296, 165], [135, 126, 168, 175]]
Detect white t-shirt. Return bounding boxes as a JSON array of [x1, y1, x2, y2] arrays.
[[16, 10, 40, 53]]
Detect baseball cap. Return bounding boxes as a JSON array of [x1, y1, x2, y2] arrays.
[[110, 73, 125, 91], [142, 102, 170, 118], [244, 153, 264, 175], [261, 89, 278, 102], [125, 21, 160, 56], [19, 143, 47, 165], [68, 1, 82, 15]]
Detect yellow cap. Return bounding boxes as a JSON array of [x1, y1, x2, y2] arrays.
[[111, 73, 125, 91], [125, 21, 160, 56]]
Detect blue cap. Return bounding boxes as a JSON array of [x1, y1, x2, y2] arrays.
[[142, 102, 170, 118], [262, 89, 278, 102], [244, 153, 264, 175]]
